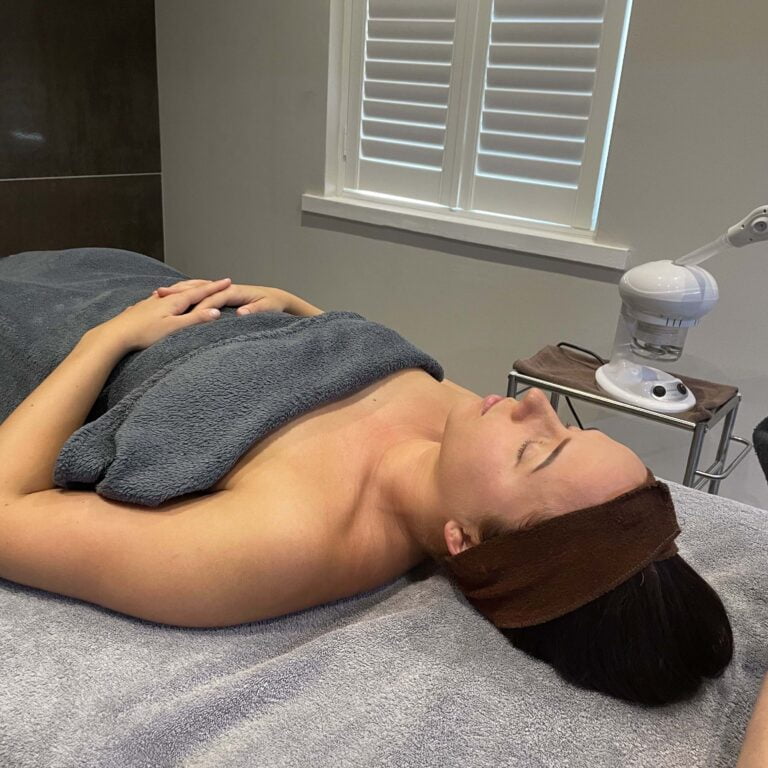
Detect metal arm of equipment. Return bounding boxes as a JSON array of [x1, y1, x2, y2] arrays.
[[674, 205, 768, 267]]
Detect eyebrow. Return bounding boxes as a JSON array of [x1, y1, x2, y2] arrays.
[[530, 437, 572, 474]]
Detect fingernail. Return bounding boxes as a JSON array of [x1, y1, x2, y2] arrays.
[[209, 309, 220, 318], [239, 308, 250, 315]]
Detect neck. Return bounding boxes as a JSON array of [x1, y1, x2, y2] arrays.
[[368, 435, 449, 561]]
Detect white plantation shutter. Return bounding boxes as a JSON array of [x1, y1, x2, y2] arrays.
[[345, 0, 462, 203], [342, 0, 631, 229], [468, 0, 629, 227]]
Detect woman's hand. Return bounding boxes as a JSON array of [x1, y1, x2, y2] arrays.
[[99, 278, 232, 352], [154, 279, 323, 317]]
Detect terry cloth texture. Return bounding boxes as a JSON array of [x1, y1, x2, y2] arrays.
[[0, 248, 443, 506], [515, 345, 738, 423], [0, 481, 767, 767], [754, 416, 768, 484], [444, 468, 681, 628]]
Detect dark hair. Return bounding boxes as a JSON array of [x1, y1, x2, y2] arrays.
[[500, 554, 733, 706]]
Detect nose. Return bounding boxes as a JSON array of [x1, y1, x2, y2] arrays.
[[514, 387, 560, 422], [521, 387, 552, 409]]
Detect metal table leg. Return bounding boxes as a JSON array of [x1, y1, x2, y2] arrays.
[[709, 396, 740, 494], [683, 421, 709, 487]]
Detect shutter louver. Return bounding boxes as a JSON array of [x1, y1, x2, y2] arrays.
[[354, 0, 458, 203], [471, 0, 615, 226], [341, 0, 630, 232]]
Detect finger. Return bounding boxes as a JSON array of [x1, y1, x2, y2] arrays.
[[168, 278, 231, 312], [158, 279, 212, 291], [189, 284, 266, 313], [156, 279, 212, 296], [173, 306, 221, 330], [184, 277, 231, 300], [236, 298, 271, 315], [186, 285, 248, 309]]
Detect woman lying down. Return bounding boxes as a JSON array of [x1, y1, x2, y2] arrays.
[[0, 273, 732, 707]]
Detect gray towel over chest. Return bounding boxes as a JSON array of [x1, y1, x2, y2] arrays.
[[0, 248, 444, 506]]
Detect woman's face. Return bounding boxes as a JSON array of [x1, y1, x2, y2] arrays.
[[436, 387, 649, 538]]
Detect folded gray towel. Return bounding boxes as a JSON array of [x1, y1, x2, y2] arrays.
[[0, 248, 443, 506]]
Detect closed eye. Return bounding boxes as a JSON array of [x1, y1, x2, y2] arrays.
[[516, 440, 530, 463], [515, 426, 600, 468], [516, 439, 540, 465]]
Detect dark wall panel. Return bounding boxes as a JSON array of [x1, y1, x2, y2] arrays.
[[0, 0, 163, 261], [0, 0, 160, 179], [0, 175, 163, 261]]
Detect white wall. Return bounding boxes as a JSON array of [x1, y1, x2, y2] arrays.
[[155, 0, 768, 509]]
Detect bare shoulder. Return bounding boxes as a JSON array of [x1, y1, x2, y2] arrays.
[[441, 378, 479, 399]]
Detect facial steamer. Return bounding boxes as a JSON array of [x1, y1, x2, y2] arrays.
[[595, 205, 768, 413]]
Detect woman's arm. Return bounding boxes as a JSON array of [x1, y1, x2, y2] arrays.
[[0, 326, 129, 497], [738, 675, 768, 767]]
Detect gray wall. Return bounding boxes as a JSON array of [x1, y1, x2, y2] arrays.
[[155, 0, 768, 508]]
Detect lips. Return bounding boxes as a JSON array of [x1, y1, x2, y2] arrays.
[[481, 394, 505, 415]]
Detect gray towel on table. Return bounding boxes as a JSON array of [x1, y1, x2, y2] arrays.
[[0, 248, 443, 506], [1, 249, 767, 767], [1, 482, 766, 767]]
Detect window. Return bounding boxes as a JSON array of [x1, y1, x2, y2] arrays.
[[303, 0, 634, 268]]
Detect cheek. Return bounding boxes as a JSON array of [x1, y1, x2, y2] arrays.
[[441, 429, 518, 507], [442, 415, 497, 472], [439, 403, 529, 505]]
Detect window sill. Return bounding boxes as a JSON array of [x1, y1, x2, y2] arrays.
[[301, 193, 629, 271]]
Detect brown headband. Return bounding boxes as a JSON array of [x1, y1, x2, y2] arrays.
[[443, 468, 680, 628]]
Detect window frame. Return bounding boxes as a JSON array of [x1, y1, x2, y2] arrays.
[[301, 0, 633, 270]]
